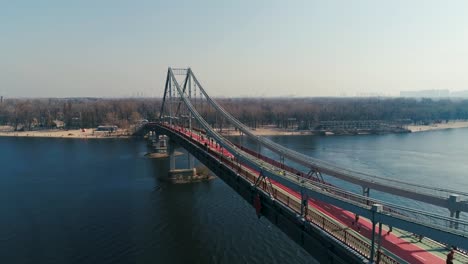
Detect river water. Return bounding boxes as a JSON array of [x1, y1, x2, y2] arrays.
[[1, 128, 467, 264]]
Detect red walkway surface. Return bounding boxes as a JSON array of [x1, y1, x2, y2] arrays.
[[171, 126, 445, 264]]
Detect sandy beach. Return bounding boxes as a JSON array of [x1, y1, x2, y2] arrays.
[[218, 122, 468, 136], [0, 126, 131, 139], [250, 128, 313, 136], [407, 120, 468, 133]]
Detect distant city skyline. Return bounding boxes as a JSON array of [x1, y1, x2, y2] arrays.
[[400, 89, 468, 98], [2, 1, 468, 98]]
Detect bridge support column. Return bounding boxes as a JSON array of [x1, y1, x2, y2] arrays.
[[448, 194, 461, 229], [300, 187, 308, 219], [376, 222, 383, 263], [362, 186, 370, 197], [188, 153, 194, 169], [147, 130, 169, 154], [362, 186, 370, 205], [168, 139, 176, 171], [455, 211, 461, 229], [167, 139, 194, 171], [449, 210, 461, 229], [280, 154, 285, 169], [165, 136, 200, 183]]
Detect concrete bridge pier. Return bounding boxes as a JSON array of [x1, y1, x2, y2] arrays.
[[166, 135, 195, 169], [147, 130, 169, 154], [188, 151, 194, 170], [168, 138, 177, 171], [146, 130, 155, 146]]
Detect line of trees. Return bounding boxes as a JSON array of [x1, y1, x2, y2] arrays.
[[0, 98, 161, 130], [1, 97, 468, 131], [218, 97, 468, 127]]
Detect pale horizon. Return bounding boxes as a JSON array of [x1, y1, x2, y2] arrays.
[[2, 0, 468, 98]]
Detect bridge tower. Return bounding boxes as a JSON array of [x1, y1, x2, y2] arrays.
[[159, 68, 204, 182]]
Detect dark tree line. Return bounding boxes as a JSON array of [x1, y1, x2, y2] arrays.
[[218, 97, 468, 128], [1, 97, 468, 131], [0, 98, 161, 130]]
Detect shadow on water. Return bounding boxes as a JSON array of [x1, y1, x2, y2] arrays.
[[142, 148, 213, 263]]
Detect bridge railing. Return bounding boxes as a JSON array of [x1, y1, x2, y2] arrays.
[[299, 177, 468, 235], [181, 133, 401, 263], [168, 122, 468, 242], [239, 160, 398, 263], [162, 124, 409, 263], [237, 146, 468, 236], [169, 123, 468, 237], [232, 159, 375, 260], [236, 135, 468, 201]]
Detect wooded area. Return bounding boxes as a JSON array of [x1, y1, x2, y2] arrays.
[[1, 97, 468, 131], [0, 98, 159, 130]]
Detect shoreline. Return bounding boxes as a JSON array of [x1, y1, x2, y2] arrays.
[[406, 120, 468, 133], [220, 127, 314, 136], [2, 121, 468, 139], [235, 121, 468, 135], [0, 128, 131, 139]]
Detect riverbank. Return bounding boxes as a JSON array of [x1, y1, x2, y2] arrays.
[[220, 126, 314, 136], [224, 121, 468, 136], [407, 120, 468, 133], [0, 127, 131, 139], [2, 120, 468, 139]]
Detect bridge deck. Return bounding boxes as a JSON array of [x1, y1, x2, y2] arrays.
[[152, 68, 468, 263], [173, 126, 468, 264]]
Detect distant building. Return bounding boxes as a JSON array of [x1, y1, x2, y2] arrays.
[[53, 120, 64, 128], [97, 125, 118, 132], [450, 90, 468, 98], [400, 89, 449, 98]]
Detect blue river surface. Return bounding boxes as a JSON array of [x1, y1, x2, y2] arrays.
[[1, 128, 468, 264]]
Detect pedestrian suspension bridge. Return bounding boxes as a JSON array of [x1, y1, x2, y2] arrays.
[[138, 68, 468, 264]]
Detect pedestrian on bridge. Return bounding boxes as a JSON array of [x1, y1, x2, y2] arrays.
[[446, 248, 455, 264], [387, 225, 392, 235], [352, 214, 361, 231], [352, 214, 359, 225]]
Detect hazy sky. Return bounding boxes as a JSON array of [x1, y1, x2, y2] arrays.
[[2, 0, 468, 98]]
